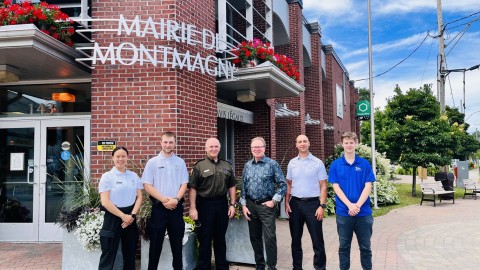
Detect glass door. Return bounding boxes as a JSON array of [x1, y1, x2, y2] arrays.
[[39, 118, 90, 241], [0, 121, 40, 241], [0, 117, 90, 241]]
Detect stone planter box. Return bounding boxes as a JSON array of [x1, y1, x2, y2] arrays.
[[62, 229, 123, 270], [140, 233, 197, 270], [226, 217, 256, 264]]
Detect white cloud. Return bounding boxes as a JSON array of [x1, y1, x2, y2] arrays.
[[376, 0, 480, 14]]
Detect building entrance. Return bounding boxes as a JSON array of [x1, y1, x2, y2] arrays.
[[0, 116, 90, 241]]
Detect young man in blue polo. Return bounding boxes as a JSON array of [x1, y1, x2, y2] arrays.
[[328, 132, 375, 270]]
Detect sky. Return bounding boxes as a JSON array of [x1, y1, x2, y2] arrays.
[[302, 0, 480, 133]]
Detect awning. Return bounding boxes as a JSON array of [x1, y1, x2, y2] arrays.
[[0, 24, 90, 84], [216, 61, 305, 102]]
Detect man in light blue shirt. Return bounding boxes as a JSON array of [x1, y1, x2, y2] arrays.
[[142, 132, 188, 270], [285, 135, 327, 270], [241, 137, 286, 270]]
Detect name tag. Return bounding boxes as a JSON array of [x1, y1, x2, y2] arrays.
[[203, 169, 210, 173]]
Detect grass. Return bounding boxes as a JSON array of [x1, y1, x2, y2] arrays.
[[372, 183, 465, 217]]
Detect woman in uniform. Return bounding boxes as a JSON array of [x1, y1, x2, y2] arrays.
[[98, 146, 143, 270]]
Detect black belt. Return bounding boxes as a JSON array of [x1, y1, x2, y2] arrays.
[[291, 196, 318, 202], [247, 197, 271, 205]]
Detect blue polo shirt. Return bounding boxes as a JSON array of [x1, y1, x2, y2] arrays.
[[328, 155, 375, 217]]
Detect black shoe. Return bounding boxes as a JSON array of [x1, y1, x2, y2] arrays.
[[255, 265, 265, 270]]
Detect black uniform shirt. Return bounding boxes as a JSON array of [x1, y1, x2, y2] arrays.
[[188, 157, 237, 198]]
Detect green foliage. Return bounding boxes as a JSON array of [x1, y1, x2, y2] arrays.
[[373, 177, 399, 205]]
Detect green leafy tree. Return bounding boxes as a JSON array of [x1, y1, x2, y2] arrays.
[[379, 84, 453, 196]]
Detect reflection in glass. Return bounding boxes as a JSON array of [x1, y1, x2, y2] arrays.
[[45, 126, 85, 223], [0, 128, 34, 223]]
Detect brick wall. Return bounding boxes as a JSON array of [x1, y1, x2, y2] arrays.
[[322, 47, 359, 156], [233, 100, 275, 174], [322, 52, 335, 158], [274, 1, 305, 172], [304, 23, 325, 160], [89, 0, 217, 198]]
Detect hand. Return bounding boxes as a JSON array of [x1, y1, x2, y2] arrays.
[[242, 205, 251, 221], [347, 203, 360, 216], [189, 208, 198, 221], [163, 198, 178, 210], [285, 202, 291, 218], [121, 214, 134, 228], [262, 200, 275, 208], [228, 205, 235, 219], [315, 207, 324, 221]]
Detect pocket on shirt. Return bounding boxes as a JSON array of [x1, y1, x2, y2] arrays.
[[201, 170, 214, 178]]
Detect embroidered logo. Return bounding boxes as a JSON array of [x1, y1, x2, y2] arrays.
[[355, 166, 362, 171]]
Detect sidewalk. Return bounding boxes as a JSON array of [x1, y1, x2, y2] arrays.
[[1, 171, 480, 269]]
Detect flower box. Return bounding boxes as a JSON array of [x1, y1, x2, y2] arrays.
[[62, 228, 123, 270], [140, 232, 197, 270]]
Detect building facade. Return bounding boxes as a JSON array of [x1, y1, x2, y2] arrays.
[[0, 0, 359, 242]]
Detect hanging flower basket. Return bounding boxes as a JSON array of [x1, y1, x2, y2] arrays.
[[231, 38, 301, 82], [0, 0, 75, 46]]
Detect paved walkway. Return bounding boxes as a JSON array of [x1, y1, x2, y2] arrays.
[[1, 171, 480, 270]]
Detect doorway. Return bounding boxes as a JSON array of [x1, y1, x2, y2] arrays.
[[0, 116, 90, 241]]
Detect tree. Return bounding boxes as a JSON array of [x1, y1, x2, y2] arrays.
[[444, 106, 479, 160], [376, 84, 453, 196]]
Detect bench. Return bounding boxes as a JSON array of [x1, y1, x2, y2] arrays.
[[463, 179, 480, 200], [420, 182, 455, 207]]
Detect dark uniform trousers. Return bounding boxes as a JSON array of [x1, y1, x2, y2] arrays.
[[196, 196, 229, 270], [99, 204, 137, 270], [148, 200, 185, 270], [289, 197, 326, 270]]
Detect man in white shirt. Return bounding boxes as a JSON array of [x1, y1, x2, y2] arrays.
[[285, 134, 328, 270], [142, 132, 188, 270]]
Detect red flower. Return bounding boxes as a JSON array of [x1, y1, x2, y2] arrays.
[[0, 1, 74, 46]]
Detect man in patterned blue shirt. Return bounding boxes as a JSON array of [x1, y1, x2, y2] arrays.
[[240, 137, 287, 270]]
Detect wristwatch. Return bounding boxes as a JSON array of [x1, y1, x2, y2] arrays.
[[229, 202, 237, 207], [131, 213, 137, 219], [319, 204, 327, 209], [175, 197, 182, 202]]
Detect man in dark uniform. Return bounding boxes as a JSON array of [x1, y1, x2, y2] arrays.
[[189, 138, 237, 270]]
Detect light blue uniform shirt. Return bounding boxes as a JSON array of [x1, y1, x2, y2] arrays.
[[141, 153, 188, 197], [286, 153, 327, 198], [98, 167, 143, 207]]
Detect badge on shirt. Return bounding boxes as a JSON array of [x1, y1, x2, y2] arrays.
[[203, 169, 210, 173]]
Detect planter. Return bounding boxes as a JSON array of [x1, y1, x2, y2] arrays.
[[140, 233, 197, 270], [226, 216, 256, 264], [62, 228, 123, 270]]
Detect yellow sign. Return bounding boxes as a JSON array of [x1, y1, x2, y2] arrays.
[[97, 140, 116, 151]]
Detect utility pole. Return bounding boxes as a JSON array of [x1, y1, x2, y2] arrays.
[[367, 0, 378, 209], [437, 0, 446, 113]]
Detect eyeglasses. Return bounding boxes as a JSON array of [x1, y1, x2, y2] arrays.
[[251, 146, 265, 149]]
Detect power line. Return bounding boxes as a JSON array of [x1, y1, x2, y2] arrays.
[[444, 11, 480, 27], [421, 36, 435, 85], [354, 32, 430, 82], [444, 60, 456, 108]]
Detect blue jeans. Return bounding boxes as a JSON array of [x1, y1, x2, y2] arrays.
[[336, 215, 373, 270]]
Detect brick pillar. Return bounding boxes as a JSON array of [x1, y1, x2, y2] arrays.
[[322, 50, 335, 158], [89, 0, 216, 183], [304, 22, 325, 160], [274, 1, 305, 172]]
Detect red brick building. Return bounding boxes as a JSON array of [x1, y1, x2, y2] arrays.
[[0, 0, 359, 242]]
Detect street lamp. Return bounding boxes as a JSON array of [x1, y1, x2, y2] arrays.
[[445, 64, 480, 113]]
